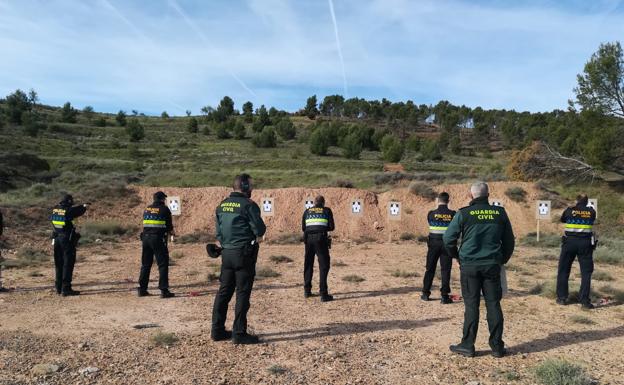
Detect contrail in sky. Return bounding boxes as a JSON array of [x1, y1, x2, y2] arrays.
[[100, 0, 154, 45], [328, 0, 348, 97], [168, 0, 256, 97]]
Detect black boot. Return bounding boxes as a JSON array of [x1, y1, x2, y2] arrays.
[[304, 290, 312, 298], [232, 333, 260, 345], [61, 289, 80, 297], [441, 295, 453, 304], [137, 288, 150, 297], [449, 344, 475, 357], [211, 330, 233, 342], [420, 293, 430, 301], [160, 289, 175, 299]]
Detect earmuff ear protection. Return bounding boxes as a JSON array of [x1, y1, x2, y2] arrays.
[[240, 174, 251, 193]]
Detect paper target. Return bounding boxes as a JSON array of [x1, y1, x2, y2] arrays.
[[261, 197, 274, 217], [388, 201, 401, 221], [166, 196, 181, 216], [536, 200, 551, 219], [351, 199, 363, 216]]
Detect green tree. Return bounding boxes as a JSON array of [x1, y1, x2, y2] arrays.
[[275, 118, 296, 140], [304, 95, 319, 119], [83, 105, 94, 122], [242, 101, 253, 122], [233, 120, 246, 139], [94, 117, 107, 127], [251, 127, 277, 148], [309, 128, 331, 155], [4, 89, 31, 124], [381, 135, 404, 162], [161, 111, 170, 120], [116, 110, 127, 126], [28, 88, 38, 105], [575, 41, 624, 117], [253, 105, 271, 132], [126, 118, 144, 141], [342, 133, 362, 159], [22, 111, 44, 137], [187, 117, 198, 133], [60, 102, 78, 123], [215, 122, 231, 139], [421, 139, 442, 160], [320, 94, 345, 116]]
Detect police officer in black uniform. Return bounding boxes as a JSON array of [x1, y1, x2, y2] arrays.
[[302, 195, 335, 302], [138, 191, 175, 298], [211, 174, 266, 344], [50, 194, 88, 296], [556, 194, 597, 309], [421, 192, 456, 304]]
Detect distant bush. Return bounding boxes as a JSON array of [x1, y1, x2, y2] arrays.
[[406, 134, 421, 152], [505, 186, 527, 202], [84, 221, 133, 236], [161, 111, 170, 120], [341, 133, 362, 159], [252, 127, 277, 148], [309, 128, 330, 155], [381, 135, 404, 163], [270, 255, 293, 264], [126, 118, 144, 141], [343, 274, 365, 283], [408, 182, 437, 200], [256, 266, 281, 279], [1, 247, 49, 269], [332, 179, 354, 188], [534, 359, 591, 385], [94, 117, 107, 127], [60, 102, 78, 123], [390, 269, 420, 278], [399, 232, 416, 241], [177, 232, 214, 244], [232, 120, 246, 139], [187, 117, 198, 133], [275, 119, 296, 140], [272, 233, 301, 244], [116, 110, 127, 126], [421, 139, 442, 161]]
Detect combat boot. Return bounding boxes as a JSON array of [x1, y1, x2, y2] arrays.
[[211, 330, 233, 342], [449, 344, 475, 357], [137, 288, 150, 297], [61, 289, 80, 297], [232, 333, 260, 345], [441, 295, 453, 304], [320, 293, 334, 302], [160, 289, 175, 299]]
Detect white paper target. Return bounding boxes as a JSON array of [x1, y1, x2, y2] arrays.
[[261, 197, 274, 217], [166, 196, 181, 216], [492, 200, 503, 207], [388, 201, 401, 221], [304, 198, 314, 210], [536, 200, 551, 219], [351, 199, 363, 216], [588, 198, 598, 218]]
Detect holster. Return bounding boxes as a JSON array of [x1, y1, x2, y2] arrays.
[[327, 236, 332, 249], [70, 231, 81, 247], [243, 241, 259, 259]]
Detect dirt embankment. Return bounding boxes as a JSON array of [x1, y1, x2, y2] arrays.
[[102, 182, 561, 242]]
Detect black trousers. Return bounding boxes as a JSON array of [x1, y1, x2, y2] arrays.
[[53, 236, 77, 292], [138, 234, 170, 291], [212, 245, 258, 337], [304, 233, 331, 295], [422, 236, 452, 296], [556, 236, 594, 303], [459, 264, 504, 351]]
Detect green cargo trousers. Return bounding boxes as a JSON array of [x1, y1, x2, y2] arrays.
[[459, 263, 504, 351]]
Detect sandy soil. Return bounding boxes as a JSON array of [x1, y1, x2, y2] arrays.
[[1, 240, 623, 385]]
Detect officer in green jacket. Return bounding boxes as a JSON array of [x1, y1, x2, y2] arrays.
[[211, 174, 266, 344], [443, 182, 515, 358]]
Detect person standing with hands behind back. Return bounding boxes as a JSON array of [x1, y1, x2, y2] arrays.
[[211, 174, 266, 344]]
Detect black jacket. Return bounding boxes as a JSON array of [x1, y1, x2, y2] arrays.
[[561, 204, 596, 238], [142, 201, 174, 236], [302, 206, 335, 234], [51, 203, 87, 235], [427, 204, 456, 238]]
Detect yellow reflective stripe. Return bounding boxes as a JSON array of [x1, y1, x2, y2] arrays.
[[52, 221, 66, 226], [429, 226, 448, 230], [565, 224, 593, 229], [306, 219, 328, 223], [143, 220, 166, 225]]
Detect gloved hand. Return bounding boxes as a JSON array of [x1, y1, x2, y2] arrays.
[[206, 243, 222, 258]]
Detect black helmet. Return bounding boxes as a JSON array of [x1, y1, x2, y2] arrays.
[[153, 191, 167, 201]]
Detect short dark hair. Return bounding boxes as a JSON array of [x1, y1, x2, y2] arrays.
[[314, 195, 325, 207], [438, 192, 450, 204], [233, 173, 252, 192], [576, 194, 588, 206]]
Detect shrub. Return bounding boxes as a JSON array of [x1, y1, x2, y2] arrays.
[[406, 134, 421, 152], [332, 260, 347, 267], [594, 246, 623, 265], [116, 110, 127, 126], [252, 127, 277, 148], [256, 266, 281, 279], [161, 111, 170, 120], [341, 133, 363, 159], [505, 186, 527, 202], [390, 269, 420, 278], [233, 120, 246, 139], [570, 315, 595, 325], [521, 233, 561, 248], [60, 102, 78, 123], [177, 232, 214, 244], [381, 135, 404, 163], [408, 182, 437, 200], [332, 179, 354, 188], [399, 232, 416, 241], [421, 139, 442, 160], [94, 117, 106, 127], [1, 247, 49, 269], [126, 118, 145, 141], [187, 117, 198, 133], [342, 274, 365, 283], [272, 233, 301, 244], [270, 255, 293, 264], [275, 119, 296, 140], [267, 365, 288, 375], [84, 221, 132, 236], [150, 332, 179, 348], [215, 122, 231, 139], [593, 270, 614, 281], [309, 128, 330, 155], [534, 359, 591, 385]]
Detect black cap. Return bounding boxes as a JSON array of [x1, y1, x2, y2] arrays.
[[61, 194, 74, 204], [153, 191, 167, 201]]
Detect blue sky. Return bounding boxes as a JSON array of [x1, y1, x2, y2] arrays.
[[0, 0, 623, 115]]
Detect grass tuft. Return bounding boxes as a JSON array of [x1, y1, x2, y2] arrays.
[[267, 365, 288, 375], [342, 274, 365, 283], [256, 266, 281, 279], [270, 255, 293, 264], [150, 332, 179, 348], [390, 269, 420, 278], [399, 232, 416, 241], [534, 359, 591, 385], [570, 315, 595, 325], [505, 186, 527, 202], [408, 182, 437, 200]]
